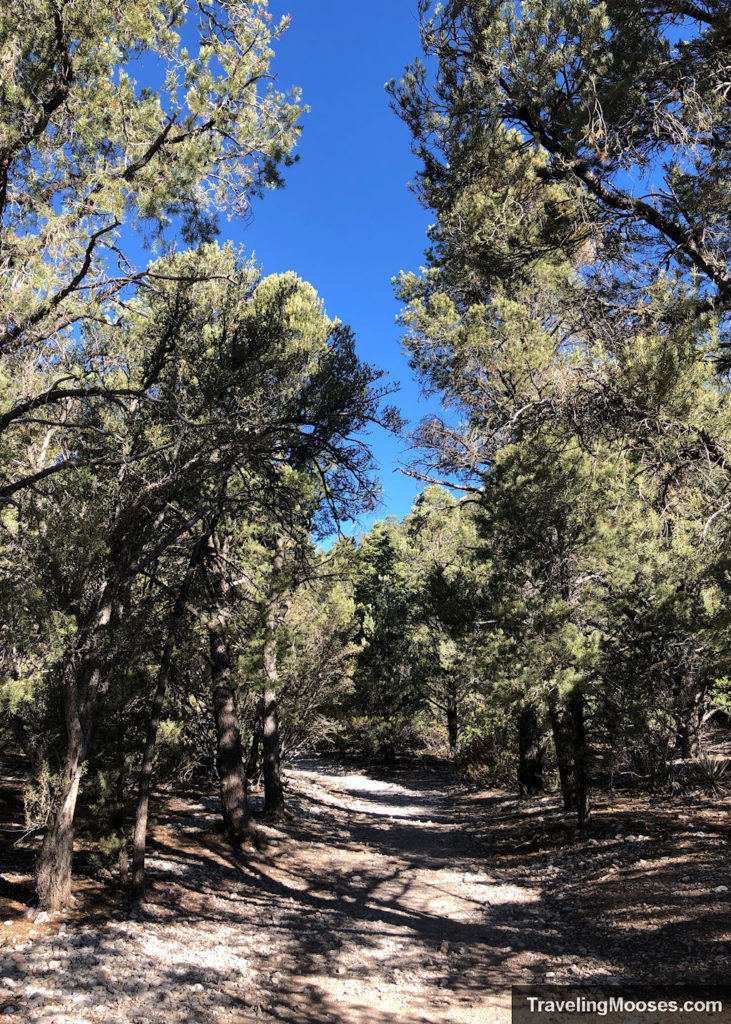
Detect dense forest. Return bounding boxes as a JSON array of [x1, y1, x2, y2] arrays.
[[1, 1, 729, 997]]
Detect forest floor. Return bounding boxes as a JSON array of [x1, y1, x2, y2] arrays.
[[0, 755, 730, 1024]]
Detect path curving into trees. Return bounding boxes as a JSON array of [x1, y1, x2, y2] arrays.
[[1, 758, 728, 1023]]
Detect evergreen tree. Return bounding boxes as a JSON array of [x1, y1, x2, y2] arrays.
[[389, 0, 731, 821]]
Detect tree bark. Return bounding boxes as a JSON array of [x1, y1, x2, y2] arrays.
[[35, 748, 83, 910], [517, 702, 545, 797], [245, 698, 263, 781], [548, 688, 590, 827], [570, 691, 590, 828], [35, 537, 134, 909], [262, 684, 283, 818], [673, 681, 704, 758], [207, 532, 255, 846], [36, 658, 100, 910], [446, 680, 458, 753], [210, 619, 253, 843], [262, 534, 286, 819], [131, 539, 204, 902]]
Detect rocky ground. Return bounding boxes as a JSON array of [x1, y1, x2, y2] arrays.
[[0, 757, 729, 1024]]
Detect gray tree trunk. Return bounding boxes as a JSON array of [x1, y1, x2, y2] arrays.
[[245, 698, 264, 781], [207, 532, 255, 845], [35, 531, 135, 910], [262, 534, 286, 819], [446, 682, 458, 753], [36, 747, 83, 910], [548, 689, 590, 827], [517, 702, 545, 797], [36, 657, 102, 909], [131, 534, 209, 901]]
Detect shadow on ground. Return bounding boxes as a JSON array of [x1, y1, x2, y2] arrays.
[[1, 754, 729, 1024]]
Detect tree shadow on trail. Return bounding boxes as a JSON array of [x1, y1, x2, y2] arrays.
[[2, 759, 728, 1024], [143, 766, 730, 996]]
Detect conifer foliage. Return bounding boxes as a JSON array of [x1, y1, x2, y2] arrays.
[[0, 0, 388, 909], [1, 0, 729, 917], [382, 0, 731, 819]]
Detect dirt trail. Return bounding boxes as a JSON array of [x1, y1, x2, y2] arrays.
[[1, 758, 729, 1024], [248, 759, 525, 1023]]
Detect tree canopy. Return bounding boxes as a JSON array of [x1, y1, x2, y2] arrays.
[[1, 0, 729, 915]]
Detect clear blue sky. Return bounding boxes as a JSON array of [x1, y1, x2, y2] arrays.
[[229, 2, 439, 532]]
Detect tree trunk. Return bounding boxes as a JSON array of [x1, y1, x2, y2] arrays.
[[35, 747, 83, 910], [35, 660, 96, 910], [210, 621, 253, 843], [245, 698, 263, 781], [673, 684, 704, 758], [130, 642, 179, 898], [570, 691, 590, 828], [548, 689, 590, 827], [206, 532, 255, 846], [262, 534, 286, 819], [446, 681, 458, 753], [131, 540, 205, 902], [517, 703, 545, 797], [262, 685, 283, 818], [35, 532, 135, 909]]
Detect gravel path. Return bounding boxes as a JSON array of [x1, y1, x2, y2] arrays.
[[2, 759, 728, 1023], [0, 762, 523, 1024]]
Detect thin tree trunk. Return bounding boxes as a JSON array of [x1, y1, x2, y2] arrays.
[[36, 659, 99, 910], [35, 536, 134, 910], [207, 532, 255, 846], [131, 535, 209, 901], [446, 680, 458, 753], [262, 534, 286, 819], [262, 685, 283, 817], [517, 702, 545, 797], [245, 698, 264, 781], [130, 658, 176, 899], [210, 615, 253, 843], [569, 691, 590, 828], [548, 688, 590, 827]]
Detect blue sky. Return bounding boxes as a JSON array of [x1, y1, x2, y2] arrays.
[[227, 2, 439, 532]]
